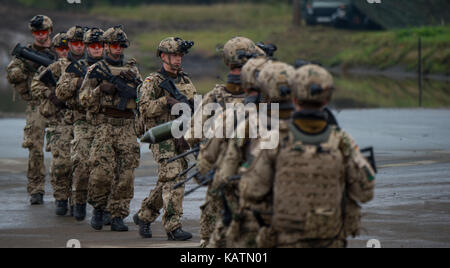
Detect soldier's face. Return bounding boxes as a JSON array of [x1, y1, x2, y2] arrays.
[[108, 43, 124, 56], [55, 46, 69, 58], [161, 53, 183, 70], [32, 29, 51, 44], [69, 41, 85, 56], [87, 42, 104, 58]]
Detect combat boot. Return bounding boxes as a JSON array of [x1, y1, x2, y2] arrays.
[[133, 214, 152, 238], [103, 211, 112, 226], [30, 193, 43, 205], [167, 228, 192, 241], [133, 213, 140, 225], [111, 217, 129, 232], [74, 203, 87, 221], [91, 209, 104, 230], [55, 200, 68, 216]]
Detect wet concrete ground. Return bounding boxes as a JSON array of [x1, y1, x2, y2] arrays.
[[0, 109, 449, 248]]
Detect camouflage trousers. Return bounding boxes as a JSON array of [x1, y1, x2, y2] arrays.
[[138, 154, 187, 233], [88, 119, 140, 219], [208, 185, 239, 248], [226, 210, 263, 248], [199, 187, 221, 247], [23, 102, 46, 196], [48, 124, 74, 201], [71, 120, 95, 205]]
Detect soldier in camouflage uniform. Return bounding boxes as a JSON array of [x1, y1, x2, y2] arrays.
[[79, 26, 141, 232], [245, 65, 375, 248], [32, 26, 86, 216], [133, 37, 196, 241], [6, 15, 56, 205], [56, 28, 105, 221], [190, 37, 264, 248], [225, 61, 295, 248], [31, 32, 68, 144], [30, 33, 68, 201]]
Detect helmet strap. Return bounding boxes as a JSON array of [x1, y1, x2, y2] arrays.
[[161, 54, 182, 74]]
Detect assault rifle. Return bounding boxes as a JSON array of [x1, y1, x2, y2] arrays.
[[39, 69, 57, 87], [12, 43, 55, 68], [66, 61, 88, 78], [184, 169, 216, 196], [159, 68, 194, 112], [89, 64, 141, 110], [167, 145, 200, 164]]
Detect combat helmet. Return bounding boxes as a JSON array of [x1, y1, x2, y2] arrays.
[[257, 62, 295, 103], [222, 37, 259, 69], [66, 26, 86, 42], [241, 57, 271, 90], [157, 37, 194, 57], [84, 28, 104, 44], [104, 25, 129, 47], [289, 64, 335, 105], [29, 15, 53, 32], [52, 32, 68, 48]]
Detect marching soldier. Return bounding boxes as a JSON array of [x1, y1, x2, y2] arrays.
[[192, 37, 262, 247], [79, 26, 142, 232], [225, 61, 295, 248], [133, 37, 196, 241], [31, 26, 86, 216], [55, 28, 105, 221], [6, 15, 56, 205], [245, 65, 375, 248]]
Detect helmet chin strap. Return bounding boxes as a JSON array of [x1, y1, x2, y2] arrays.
[[162, 54, 182, 73]]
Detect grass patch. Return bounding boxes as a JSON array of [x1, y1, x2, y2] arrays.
[[90, 3, 291, 27]]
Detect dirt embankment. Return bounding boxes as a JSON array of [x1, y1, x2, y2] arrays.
[[0, 3, 222, 92]]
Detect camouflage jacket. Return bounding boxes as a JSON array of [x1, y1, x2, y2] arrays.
[[56, 58, 98, 123], [138, 68, 196, 162], [257, 123, 375, 244], [79, 57, 142, 123], [30, 58, 70, 125]]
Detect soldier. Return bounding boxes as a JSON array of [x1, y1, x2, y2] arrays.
[[245, 65, 375, 248], [189, 37, 262, 247], [133, 37, 196, 241], [30, 32, 68, 176], [225, 61, 295, 248], [79, 26, 141, 232], [55, 28, 105, 221], [32, 26, 86, 216], [31, 32, 68, 128], [6, 15, 56, 205]]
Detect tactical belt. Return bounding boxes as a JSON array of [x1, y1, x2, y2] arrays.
[[102, 107, 134, 119]]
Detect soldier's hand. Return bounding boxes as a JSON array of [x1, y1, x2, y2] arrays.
[[100, 81, 116, 95], [166, 96, 180, 108]]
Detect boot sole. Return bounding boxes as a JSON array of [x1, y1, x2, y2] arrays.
[[91, 225, 103, 231], [168, 235, 193, 241]]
